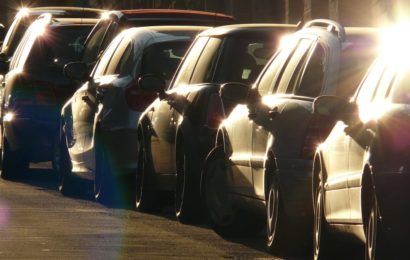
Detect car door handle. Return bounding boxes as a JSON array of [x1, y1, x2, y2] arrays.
[[268, 107, 279, 119], [81, 95, 90, 102]]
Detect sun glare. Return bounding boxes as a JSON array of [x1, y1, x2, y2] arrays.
[[379, 19, 410, 67], [17, 7, 29, 18]]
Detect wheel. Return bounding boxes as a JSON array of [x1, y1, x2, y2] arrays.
[[0, 130, 28, 180], [135, 138, 161, 212], [313, 169, 332, 260], [266, 173, 287, 253], [203, 146, 262, 236], [175, 139, 201, 223], [365, 196, 387, 260], [94, 134, 112, 203], [56, 132, 77, 196]]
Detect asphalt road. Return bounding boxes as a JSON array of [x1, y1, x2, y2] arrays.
[[0, 163, 295, 259]]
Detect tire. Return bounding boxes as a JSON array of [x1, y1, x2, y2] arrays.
[[57, 132, 77, 196], [313, 168, 332, 260], [265, 175, 290, 253], [365, 196, 387, 260], [175, 139, 201, 224], [135, 136, 160, 212], [0, 130, 28, 180], [94, 133, 112, 204], [203, 146, 262, 236]]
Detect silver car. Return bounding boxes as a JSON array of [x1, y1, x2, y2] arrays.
[[58, 26, 207, 203]]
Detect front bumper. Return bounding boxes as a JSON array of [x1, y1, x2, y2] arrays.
[[276, 158, 313, 220]]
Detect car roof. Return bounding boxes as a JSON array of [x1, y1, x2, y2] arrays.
[[25, 6, 104, 18], [103, 9, 236, 25], [198, 23, 296, 37], [123, 26, 207, 46]]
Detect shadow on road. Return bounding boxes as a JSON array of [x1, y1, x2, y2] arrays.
[[2, 165, 364, 259]]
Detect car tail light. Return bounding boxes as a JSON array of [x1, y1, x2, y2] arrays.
[[205, 93, 225, 129], [300, 115, 335, 159], [125, 86, 156, 111]]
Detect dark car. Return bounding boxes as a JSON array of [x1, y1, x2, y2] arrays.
[[0, 7, 103, 77], [312, 43, 410, 259], [136, 24, 295, 222], [80, 9, 237, 71], [0, 14, 97, 179], [201, 20, 380, 253], [58, 26, 207, 203]]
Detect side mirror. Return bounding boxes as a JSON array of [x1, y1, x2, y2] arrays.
[[313, 95, 358, 123], [64, 62, 89, 81], [138, 74, 166, 93], [220, 82, 250, 104]]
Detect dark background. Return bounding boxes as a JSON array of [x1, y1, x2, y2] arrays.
[[0, 0, 407, 28]]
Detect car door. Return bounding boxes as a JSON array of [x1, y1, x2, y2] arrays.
[[83, 36, 133, 171], [347, 60, 393, 223], [71, 34, 124, 171], [250, 37, 316, 199], [149, 37, 209, 175]]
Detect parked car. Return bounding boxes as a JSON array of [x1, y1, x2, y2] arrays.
[[80, 9, 236, 72], [312, 37, 410, 259], [0, 7, 103, 77], [201, 20, 380, 252], [136, 24, 295, 222], [59, 25, 206, 203], [0, 14, 97, 179]]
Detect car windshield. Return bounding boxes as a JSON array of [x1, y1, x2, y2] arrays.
[[1, 16, 31, 55], [82, 20, 111, 64], [141, 41, 191, 81], [24, 25, 93, 70]]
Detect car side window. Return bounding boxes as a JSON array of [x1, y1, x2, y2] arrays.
[[114, 43, 133, 76], [93, 35, 124, 77], [355, 60, 385, 106], [294, 43, 326, 97], [104, 39, 131, 76], [189, 37, 222, 84], [275, 38, 314, 94], [256, 43, 296, 96], [172, 37, 209, 87], [373, 65, 396, 102]]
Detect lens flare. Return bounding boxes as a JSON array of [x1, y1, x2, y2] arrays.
[[17, 7, 29, 18]]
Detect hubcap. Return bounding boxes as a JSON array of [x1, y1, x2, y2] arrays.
[[314, 185, 323, 259], [367, 205, 377, 259], [267, 182, 278, 241]]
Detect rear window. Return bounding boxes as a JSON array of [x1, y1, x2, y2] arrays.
[[24, 25, 92, 70], [390, 69, 410, 104]]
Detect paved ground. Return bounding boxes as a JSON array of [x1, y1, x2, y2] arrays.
[[0, 164, 292, 259], [0, 163, 365, 259]]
